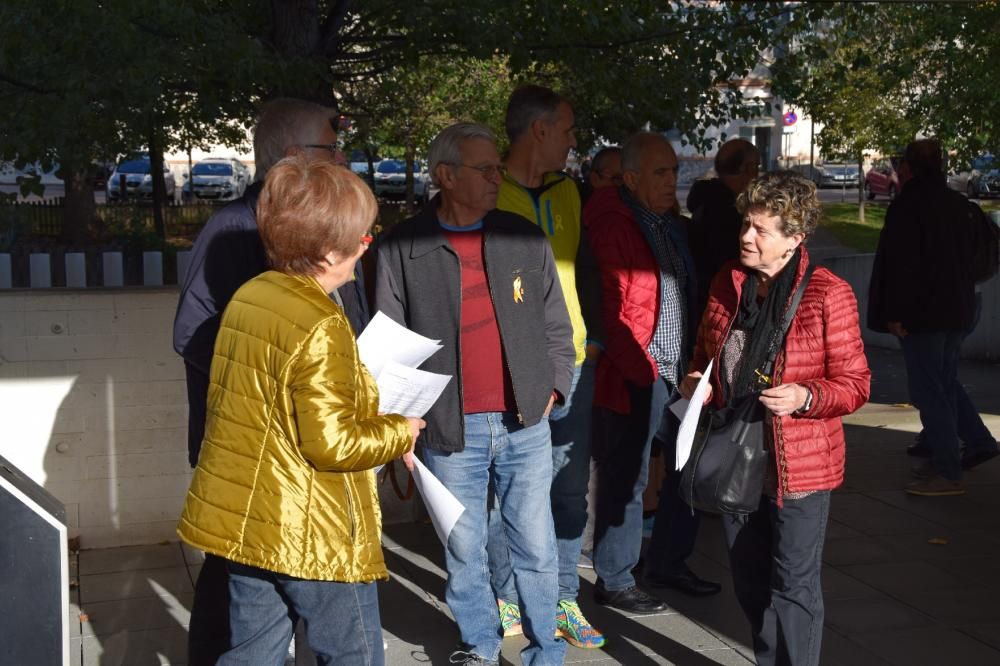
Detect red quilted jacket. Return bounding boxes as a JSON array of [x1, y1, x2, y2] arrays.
[[692, 249, 871, 500], [584, 186, 661, 413]]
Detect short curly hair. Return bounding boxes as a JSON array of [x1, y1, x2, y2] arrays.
[[736, 170, 821, 237]]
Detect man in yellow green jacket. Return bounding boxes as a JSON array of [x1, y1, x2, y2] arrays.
[[486, 84, 610, 649]]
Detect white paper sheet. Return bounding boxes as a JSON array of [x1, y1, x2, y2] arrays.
[[357, 311, 442, 379], [675, 359, 714, 471], [411, 457, 466, 545], [375, 361, 452, 418]]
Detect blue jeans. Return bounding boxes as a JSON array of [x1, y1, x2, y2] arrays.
[[422, 413, 565, 666], [220, 560, 383, 666], [899, 330, 994, 480], [488, 362, 595, 602], [722, 492, 831, 666], [592, 377, 671, 590]]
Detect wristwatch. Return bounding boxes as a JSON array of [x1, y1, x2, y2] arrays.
[[797, 387, 813, 414]]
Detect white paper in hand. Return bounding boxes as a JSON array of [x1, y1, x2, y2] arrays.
[[357, 311, 442, 379], [675, 359, 714, 471], [375, 362, 452, 418], [410, 457, 465, 546]]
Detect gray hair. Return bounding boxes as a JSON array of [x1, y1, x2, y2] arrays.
[[253, 98, 337, 181], [427, 122, 497, 187], [504, 85, 568, 144], [621, 131, 673, 172]]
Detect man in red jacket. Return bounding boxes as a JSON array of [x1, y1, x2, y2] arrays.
[[585, 131, 719, 613]]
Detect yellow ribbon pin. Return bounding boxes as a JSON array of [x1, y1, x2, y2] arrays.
[[513, 276, 524, 303]]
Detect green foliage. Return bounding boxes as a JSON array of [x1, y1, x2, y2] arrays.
[[773, 2, 1000, 165]]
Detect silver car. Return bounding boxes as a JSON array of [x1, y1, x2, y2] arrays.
[[947, 155, 998, 199], [187, 158, 249, 201], [107, 158, 176, 201]]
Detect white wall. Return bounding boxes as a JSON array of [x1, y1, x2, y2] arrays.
[[0, 288, 419, 549]]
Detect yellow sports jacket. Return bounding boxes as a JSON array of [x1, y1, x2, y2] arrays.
[[177, 271, 412, 582], [498, 172, 586, 365]]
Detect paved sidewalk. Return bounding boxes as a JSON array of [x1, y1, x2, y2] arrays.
[[71, 346, 1000, 665]]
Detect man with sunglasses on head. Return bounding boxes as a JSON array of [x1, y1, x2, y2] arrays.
[[375, 122, 574, 666], [173, 97, 369, 665]]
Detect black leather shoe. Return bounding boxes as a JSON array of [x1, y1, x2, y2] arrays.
[[646, 568, 722, 597], [594, 583, 668, 614], [906, 441, 932, 458]]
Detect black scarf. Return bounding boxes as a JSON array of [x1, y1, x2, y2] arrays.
[[731, 248, 802, 401]]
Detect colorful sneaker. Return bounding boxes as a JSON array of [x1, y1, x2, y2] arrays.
[[556, 599, 606, 649], [498, 599, 523, 637]]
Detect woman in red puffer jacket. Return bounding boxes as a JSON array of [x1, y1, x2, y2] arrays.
[[680, 171, 870, 666]]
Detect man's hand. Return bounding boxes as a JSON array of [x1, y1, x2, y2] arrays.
[[887, 321, 908, 338], [680, 371, 713, 404], [759, 383, 809, 417], [543, 394, 556, 418], [585, 342, 602, 363], [402, 449, 416, 472]]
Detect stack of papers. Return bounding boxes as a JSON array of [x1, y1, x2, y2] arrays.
[[357, 312, 452, 418], [357, 311, 463, 545]]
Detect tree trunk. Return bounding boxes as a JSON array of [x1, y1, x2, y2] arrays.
[[148, 127, 166, 239], [404, 143, 416, 216], [857, 153, 865, 225], [61, 166, 97, 245]]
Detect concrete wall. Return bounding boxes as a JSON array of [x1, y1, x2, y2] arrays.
[[0, 288, 418, 549], [820, 253, 1000, 361]]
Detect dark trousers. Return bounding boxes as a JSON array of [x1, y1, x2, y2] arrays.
[[593, 378, 699, 589], [646, 403, 701, 578], [722, 492, 831, 666], [189, 553, 231, 665]]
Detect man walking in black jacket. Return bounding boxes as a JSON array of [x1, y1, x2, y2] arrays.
[[868, 138, 999, 497]]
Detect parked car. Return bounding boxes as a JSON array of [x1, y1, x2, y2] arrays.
[[864, 157, 902, 200], [947, 154, 998, 199], [107, 157, 176, 201], [349, 149, 380, 186], [800, 163, 861, 188], [373, 159, 429, 203], [185, 157, 250, 201]]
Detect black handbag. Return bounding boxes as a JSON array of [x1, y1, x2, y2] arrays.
[[680, 266, 814, 515]]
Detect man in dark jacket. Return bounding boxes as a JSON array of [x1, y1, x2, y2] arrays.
[[868, 138, 999, 497], [375, 122, 574, 666], [687, 138, 759, 315], [172, 97, 369, 665]]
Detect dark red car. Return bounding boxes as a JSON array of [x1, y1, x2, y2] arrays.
[[864, 157, 902, 200]]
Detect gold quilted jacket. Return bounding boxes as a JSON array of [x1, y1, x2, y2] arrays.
[[177, 270, 412, 582]]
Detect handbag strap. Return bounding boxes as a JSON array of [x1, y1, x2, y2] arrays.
[[761, 264, 816, 375]]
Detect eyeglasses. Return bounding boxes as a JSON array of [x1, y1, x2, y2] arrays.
[[301, 144, 347, 165], [447, 163, 505, 179]]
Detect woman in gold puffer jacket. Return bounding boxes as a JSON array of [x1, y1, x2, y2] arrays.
[[177, 155, 423, 665]]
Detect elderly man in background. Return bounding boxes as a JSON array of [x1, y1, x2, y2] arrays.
[[375, 122, 574, 666], [687, 138, 760, 314], [579, 146, 623, 205], [173, 97, 368, 665], [585, 131, 720, 614]]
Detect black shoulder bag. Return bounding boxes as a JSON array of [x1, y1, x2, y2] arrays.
[[680, 266, 815, 515]]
